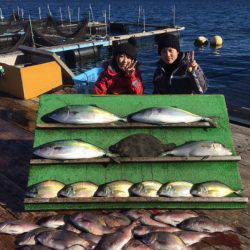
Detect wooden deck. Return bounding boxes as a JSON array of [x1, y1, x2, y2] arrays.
[[0, 93, 249, 249]]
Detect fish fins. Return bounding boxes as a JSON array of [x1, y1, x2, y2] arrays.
[[106, 152, 121, 163], [202, 117, 218, 127], [234, 189, 243, 195], [41, 113, 55, 123]]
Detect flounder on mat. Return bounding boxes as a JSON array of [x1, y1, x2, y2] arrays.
[[109, 134, 175, 157], [42, 105, 126, 124], [127, 107, 211, 125], [33, 139, 107, 160], [190, 181, 241, 197], [162, 141, 232, 157]]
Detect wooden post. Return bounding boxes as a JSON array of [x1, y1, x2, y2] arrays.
[[47, 4, 52, 16], [68, 6, 71, 31], [38, 7, 41, 20], [77, 7, 80, 23], [59, 7, 63, 26], [108, 4, 111, 22], [29, 14, 35, 47]]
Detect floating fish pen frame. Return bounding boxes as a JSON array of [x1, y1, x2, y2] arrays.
[[24, 94, 248, 210]]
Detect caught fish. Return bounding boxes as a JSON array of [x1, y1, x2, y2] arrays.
[[80, 233, 101, 244], [140, 232, 189, 250], [0, 221, 39, 235], [127, 107, 211, 125], [33, 140, 107, 160], [38, 215, 66, 228], [122, 239, 153, 250], [158, 182, 193, 197], [109, 134, 175, 157], [36, 230, 95, 250], [96, 180, 133, 197], [130, 181, 162, 197], [178, 216, 236, 233], [162, 141, 232, 157], [191, 181, 241, 197], [95, 220, 139, 250], [154, 211, 198, 226], [61, 223, 82, 234], [19, 246, 53, 250], [66, 245, 86, 250], [175, 231, 211, 246], [125, 210, 167, 227], [70, 212, 115, 236], [26, 180, 65, 198], [104, 212, 131, 228], [133, 225, 181, 236], [42, 105, 126, 124], [16, 228, 52, 246], [58, 182, 98, 198]]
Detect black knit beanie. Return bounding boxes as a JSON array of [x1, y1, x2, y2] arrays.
[[157, 33, 180, 55], [113, 37, 138, 60]]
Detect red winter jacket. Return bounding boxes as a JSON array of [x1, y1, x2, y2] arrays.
[[94, 62, 144, 95]]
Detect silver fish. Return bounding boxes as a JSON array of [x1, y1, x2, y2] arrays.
[[163, 141, 232, 157], [190, 181, 241, 197], [158, 182, 193, 197], [95, 180, 133, 197], [0, 221, 39, 235], [127, 107, 211, 125], [175, 231, 211, 246], [122, 239, 153, 250], [129, 181, 162, 197], [58, 182, 98, 198], [133, 225, 181, 236], [19, 246, 53, 250], [125, 210, 167, 227], [34, 140, 106, 160], [61, 223, 82, 234], [154, 211, 198, 226], [43, 105, 125, 124], [70, 212, 115, 236], [80, 233, 101, 244], [96, 220, 139, 250], [17, 228, 52, 246], [140, 232, 189, 250], [26, 180, 65, 199], [38, 215, 66, 229], [178, 216, 235, 233], [36, 230, 94, 250]]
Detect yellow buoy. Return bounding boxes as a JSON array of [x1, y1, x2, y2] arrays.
[[194, 36, 208, 46], [210, 35, 223, 47]]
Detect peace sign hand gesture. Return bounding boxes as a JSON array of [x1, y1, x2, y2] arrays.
[[188, 51, 199, 72]]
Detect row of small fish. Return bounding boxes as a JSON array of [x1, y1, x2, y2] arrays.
[[0, 210, 240, 250], [42, 105, 213, 125], [33, 139, 232, 160], [26, 180, 241, 199]]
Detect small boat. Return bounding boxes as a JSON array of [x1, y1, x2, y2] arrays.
[[73, 67, 103, 93]]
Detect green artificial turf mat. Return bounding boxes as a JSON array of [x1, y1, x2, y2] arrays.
[[25, 94, 246, 210]]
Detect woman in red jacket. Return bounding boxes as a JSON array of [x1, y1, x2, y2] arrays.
[[94, 37, 144, 95]]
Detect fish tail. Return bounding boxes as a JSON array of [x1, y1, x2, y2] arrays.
[[106, 152, 121, 163], [202, 117, 217, 127], [235, 226, 247, 234], [119, 117, 127, 122], [234, 189, 243, 195]]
